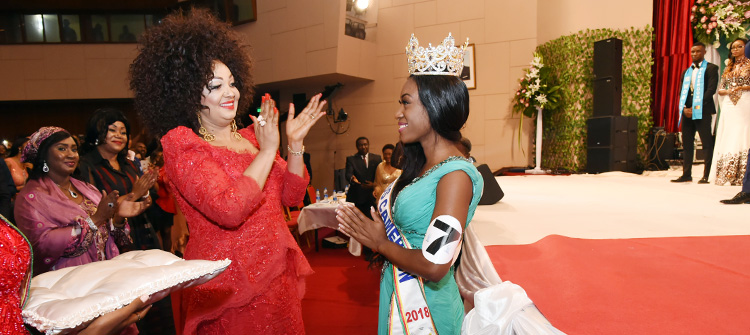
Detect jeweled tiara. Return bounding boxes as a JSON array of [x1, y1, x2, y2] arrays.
[[406, 33, 469, 76]]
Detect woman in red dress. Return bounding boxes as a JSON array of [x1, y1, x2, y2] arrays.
[[129, 9, 327, 334]]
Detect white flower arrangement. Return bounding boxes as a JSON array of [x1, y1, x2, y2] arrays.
[[512, 53, 561, 118]]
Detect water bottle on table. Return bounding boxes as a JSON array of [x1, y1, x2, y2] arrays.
[[323, 187, 329, 202], [315, 189, 320, 202]]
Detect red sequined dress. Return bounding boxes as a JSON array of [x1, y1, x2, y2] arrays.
[[0, 216, 32, 335], [161, 126, 313, 335]]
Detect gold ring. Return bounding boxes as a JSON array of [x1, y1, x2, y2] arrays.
[[137, 313, 142, 321], [311, 114, 315, 119]]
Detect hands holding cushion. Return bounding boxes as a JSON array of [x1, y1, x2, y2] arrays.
[[79, 296, 152, 335]]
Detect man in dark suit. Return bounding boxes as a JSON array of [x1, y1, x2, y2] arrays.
[[672, 41, 719, 184], [345, 137, 382, 218]]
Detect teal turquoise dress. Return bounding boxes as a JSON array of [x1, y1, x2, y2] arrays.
[[377, 157, 483, 335]]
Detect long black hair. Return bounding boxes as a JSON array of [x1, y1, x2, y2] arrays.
[[81, 107, 131, 158], [390, 75, 469, 202], [725, 38, 748, 75]]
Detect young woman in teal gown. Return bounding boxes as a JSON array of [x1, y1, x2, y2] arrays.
[[337, 34, 483, 335]]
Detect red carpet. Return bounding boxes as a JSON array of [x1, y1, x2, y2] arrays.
[[301, 230, 380, 334], [486, 235, 750, 334]]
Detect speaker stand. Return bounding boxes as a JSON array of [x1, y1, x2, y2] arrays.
[[526, 106, 550, 175]]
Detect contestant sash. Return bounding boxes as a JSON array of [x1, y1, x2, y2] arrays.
[[678, 59, 707, 125], [378, 180, 438, 335]]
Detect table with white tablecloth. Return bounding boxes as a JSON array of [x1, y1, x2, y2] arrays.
[[297, 200, 362, 256]]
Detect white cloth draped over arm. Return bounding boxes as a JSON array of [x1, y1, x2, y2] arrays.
[[456, 224, 566, 335]]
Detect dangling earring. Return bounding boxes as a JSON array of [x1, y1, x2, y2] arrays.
[[231, 120, 243, 141], [197, 113, 215, 142], [43, 161, 49, 173], [94, 138, 99, 146]]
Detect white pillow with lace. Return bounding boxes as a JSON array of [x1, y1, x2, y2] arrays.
[[22, 249, 231, 335]]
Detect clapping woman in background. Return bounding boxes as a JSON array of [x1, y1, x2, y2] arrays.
[[14, 126, 150, 275], [78, 108, 159, 251]]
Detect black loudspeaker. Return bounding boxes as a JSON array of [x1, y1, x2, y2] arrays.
[[475, 164, 504, 205], [587, 116, 637, 173], [587, 147, 636, 173], [593, 77, 622, 117], [647, 128, 676, 170], [593, 38, 622, 81], [587, 116, 636, 148]]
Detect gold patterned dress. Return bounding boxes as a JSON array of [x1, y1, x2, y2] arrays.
[[709, 57, 750, 185], [372, 161, 402, 201]]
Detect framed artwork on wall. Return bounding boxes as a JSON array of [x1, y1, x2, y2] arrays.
[[461, 43, 476, 89], [230, 0, 257, 25]]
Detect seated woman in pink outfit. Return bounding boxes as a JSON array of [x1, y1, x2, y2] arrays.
[[14, 127, 151, 275], [129, 9, 327, 334]]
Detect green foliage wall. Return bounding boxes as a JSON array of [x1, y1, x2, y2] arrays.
[[535, 26, 653, 172]]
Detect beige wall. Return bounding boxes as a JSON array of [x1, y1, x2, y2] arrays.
[[537, 0, 653, 45], [235, 0, 377, 84], [0, 44, 137, 100]]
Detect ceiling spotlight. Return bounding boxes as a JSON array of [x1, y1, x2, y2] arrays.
[[355, 0, 370, 11]]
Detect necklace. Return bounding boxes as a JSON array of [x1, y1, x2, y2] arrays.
[[55, 182, 78, 199], [66, 187, 79, 199], [392, 156, 470, 217]]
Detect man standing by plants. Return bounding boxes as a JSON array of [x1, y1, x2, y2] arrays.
[[672, 42, 718, 184]]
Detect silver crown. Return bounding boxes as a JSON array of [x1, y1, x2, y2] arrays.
[[406, 33, 469, 76]]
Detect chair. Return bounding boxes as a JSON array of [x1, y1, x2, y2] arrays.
[[305, 185, 322, 250], [307, 185, 317, 204], [284, 206, 310, 249], [294, 185, 317, 211]]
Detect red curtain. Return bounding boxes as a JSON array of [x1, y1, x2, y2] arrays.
[[652, 0, 694, 133]]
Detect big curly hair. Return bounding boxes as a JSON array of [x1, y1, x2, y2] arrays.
[[129, 8, 254, 137]]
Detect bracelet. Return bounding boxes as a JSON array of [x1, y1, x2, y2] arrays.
[[287, 145, 305, 156], [112, 217, 127, 230], [85, 217, 98, 231], [142, 190, 150, 200]]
